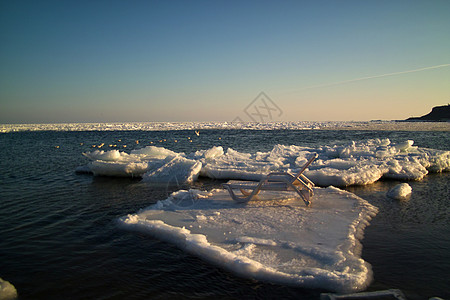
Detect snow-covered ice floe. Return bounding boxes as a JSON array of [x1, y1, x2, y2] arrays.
[[79, 146, 202, 184], [119, 187, 379, 293], [79, 139, 450, 186]]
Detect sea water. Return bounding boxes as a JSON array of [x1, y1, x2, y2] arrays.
[[0, 125, 449, 299]]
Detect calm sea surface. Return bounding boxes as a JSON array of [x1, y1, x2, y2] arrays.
[[0, 129, 449, 300]]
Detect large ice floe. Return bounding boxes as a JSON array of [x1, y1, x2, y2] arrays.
[[79, 139, 450, 187], [119, 187, 379, 293]]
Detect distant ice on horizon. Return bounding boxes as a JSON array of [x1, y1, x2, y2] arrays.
[[2, 120, 450, 133]]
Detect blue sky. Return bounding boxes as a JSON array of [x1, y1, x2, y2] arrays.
[[1, 0, 449, 123]]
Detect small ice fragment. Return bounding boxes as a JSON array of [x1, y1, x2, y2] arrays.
[[387, 183, 412, 200], [196, 215, 207, 222], [321, 289, 406, 300], [0, 277, 18, 300], [394, 140, 414, 152]]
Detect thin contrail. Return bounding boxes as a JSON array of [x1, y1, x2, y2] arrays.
[[294, 64, 450, 91]]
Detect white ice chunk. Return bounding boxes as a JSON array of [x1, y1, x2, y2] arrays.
[[387, 183, 412, 200], [142, 156, 202, 184], [81, 146, 201, 183], [83, 149, 126, 162], [191, 146, 225, 161], [119, 187, 378, 293], [130, 146, 180, 159], [383, 159, 428, 180], [203, 146, 224, 159], [199, 147, 279, 180], [307, 164, 385, 187], [424, 149, 450, 172], [393, 140, 414, 152]]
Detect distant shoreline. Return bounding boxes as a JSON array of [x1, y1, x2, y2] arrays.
[[406, 104, 450, 122]]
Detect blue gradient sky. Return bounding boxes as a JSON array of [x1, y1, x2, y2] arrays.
[[1, 0, 449, 123]]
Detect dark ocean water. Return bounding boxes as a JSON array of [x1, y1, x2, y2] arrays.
[[0, 129, 449, 300]]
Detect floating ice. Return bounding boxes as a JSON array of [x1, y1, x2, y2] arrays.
[[130, 146, 179, 159], [79, 139, 450, 186], [387, 183, 412, 200], [141, 156, 202, 184], [393, 140, 415, 152], [0, 278, 17, 300], [83, 149, 125, 161], [119, 187, 378, 293], [194, 139, 449, 186], [80, 146, 202, 183]]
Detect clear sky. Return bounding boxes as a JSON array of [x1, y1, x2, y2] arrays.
[[1, 0, 449, 123]]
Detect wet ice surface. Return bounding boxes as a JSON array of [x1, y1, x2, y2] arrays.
[[120, 187, 378, 293]]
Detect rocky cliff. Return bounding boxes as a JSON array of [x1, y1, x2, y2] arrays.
[[407, 104, 450, 121]]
